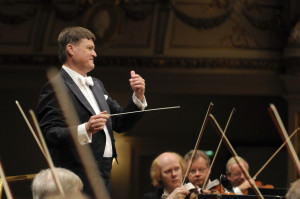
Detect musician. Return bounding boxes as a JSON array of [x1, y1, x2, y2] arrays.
[[184, 150, 220, 193], [37, 26, 147, 198], [286, 178, 300, 199], [32, 168, 83, 199], [225, 156, 252, 195], [142, 152, 190, 199]]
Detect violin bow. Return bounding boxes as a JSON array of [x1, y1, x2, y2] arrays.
[[268, 104, 300, 176], [202, 108, 235, 190], [47, 67, 110, 199], [29, 110, 65, 196], [15, 100, 65, 196], [253, 127, 300, 180], [15, 101, 45, 157], [0, 160, 14, 199], [182, 102, 214, 184], [209, 114, 264, 199]]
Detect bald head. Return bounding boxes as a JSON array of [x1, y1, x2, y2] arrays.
[[150, 152, 186, 194]]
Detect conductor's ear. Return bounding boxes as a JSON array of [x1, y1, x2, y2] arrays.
[[66, 44, 74, 56]]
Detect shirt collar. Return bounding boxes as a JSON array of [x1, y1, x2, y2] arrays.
[[62, 65, 86, 87], [161, 189, 170, 199]]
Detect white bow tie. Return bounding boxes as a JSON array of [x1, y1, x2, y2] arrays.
[[79, 76, 94, 86]]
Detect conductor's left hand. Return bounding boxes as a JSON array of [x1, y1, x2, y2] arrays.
[[129, 70, 145, 101]]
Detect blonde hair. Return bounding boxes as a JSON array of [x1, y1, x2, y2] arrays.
[[226, 156, 248, 175], [150, 152, 186, 188]]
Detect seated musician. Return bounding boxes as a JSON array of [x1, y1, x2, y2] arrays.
[[225, 156, 252, 195], [184, 150, 220, 193], [286, 178, 300, 199], [32, 167, 84, 199], [142, 152, 190, 199]]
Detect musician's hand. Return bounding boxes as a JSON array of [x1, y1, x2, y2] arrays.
[[129, 70, 145, 102], [86, 111, 109, 135], [189, 192, 198, 199], [238, 179, 253, 192], [167, 187, 189, 199], [202, 189, 211, 194]]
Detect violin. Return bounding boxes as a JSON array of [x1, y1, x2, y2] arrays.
[[207, 184, 237, 195], [242, 180, 274, 195], [208, 184, 227, 194], [255, 180, 274, 189]]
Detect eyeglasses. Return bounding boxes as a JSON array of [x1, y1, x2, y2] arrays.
[[231, 172, 243, 177], [190, 168, 208, 174]]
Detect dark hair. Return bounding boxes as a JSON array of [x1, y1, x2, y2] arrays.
[[57, 26, 96, 64]]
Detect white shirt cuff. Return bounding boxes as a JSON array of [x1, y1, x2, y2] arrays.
[[77, 123, 92, 145], [132, 93, 147, 110], [233, 187, 243, 195]]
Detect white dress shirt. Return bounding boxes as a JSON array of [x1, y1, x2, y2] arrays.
[[62, 66, 147, 157]]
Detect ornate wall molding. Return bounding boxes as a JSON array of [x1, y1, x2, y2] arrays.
[[0, 2, 37, 25], [170, 0, 284, 31], [82, 2, 123, 46], [121, 3, 154, 21], [100, 56, 282, 71], [170, 0, 230, 30], [0, 54, 283, 72], [53, 1, 89, 21]]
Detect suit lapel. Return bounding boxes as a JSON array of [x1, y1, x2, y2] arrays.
[[90, 80, 109, 113], [59, 69, 96, 115], [91, 80, 113, 131]]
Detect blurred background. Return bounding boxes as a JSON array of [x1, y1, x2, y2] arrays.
[[0, 0, 300, 198]]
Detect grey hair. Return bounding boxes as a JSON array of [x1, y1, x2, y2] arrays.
[[225, 156, 248, 175], [32, 168, 83, 199], [286, 179, 300, 199]]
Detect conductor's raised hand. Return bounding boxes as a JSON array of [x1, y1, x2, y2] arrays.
[[129, 70, 145, 101], [85, 111, 109, 135]]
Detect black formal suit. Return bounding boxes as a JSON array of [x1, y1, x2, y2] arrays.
[[37, 68, 143, 197], [142, 189, 163, 199]]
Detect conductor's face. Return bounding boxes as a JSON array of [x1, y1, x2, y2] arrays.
[[159, 153, 183, 193], [72, 38, 97, 74]]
